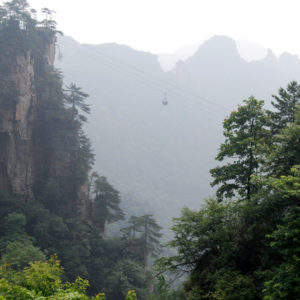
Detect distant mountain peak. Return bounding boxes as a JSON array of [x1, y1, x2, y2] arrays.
[[193, 35, 240, 59], [279, 51, 300, 63], [180, 35, 243, 69], [200, 35, 236, 47], [264, 49, 277, 61], [158, 36, 270, 71]]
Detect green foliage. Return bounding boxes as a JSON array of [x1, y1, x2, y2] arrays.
[[64, 83, 90, 123], [208, 269, 256, 300], [0, 240, 46, 269], [0, 256, 108, 299], [79, 133, 95, 173], [125, 215, 162, 254], [0, 210, 47, 270], [0, 192, 19, 237], [74, 132, 95, 186], [147, 275, 185, 300], [2, 212, 26, 240], [264, 210, 300, 300], [0, 0, 57, 59], [126, 290, 138, 300], [92, 176, 124, 236], [0, 248, 143, 299], [105, 260, 146, 299], [266, 109, 300, 176], [0, 257, 61, 298], [269, 81, 300, 133], [0, 212, 27, 252], [157, 198, 240, 272], [156, 197, 269, 299], [182, 269, 256, 300], [95, 293, 107, 300], [87, 234, 149, 298], [21, 203, 68, 253], [210, 97, 270, 201], [39, 178, 64, 213], [123, 214, 162, 272], [256, 166, 300, 299]]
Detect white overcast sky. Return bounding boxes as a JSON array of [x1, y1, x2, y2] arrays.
[[4, 0, 300, 56]]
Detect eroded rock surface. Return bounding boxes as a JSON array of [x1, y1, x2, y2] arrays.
[[0, 52, 36, 200]]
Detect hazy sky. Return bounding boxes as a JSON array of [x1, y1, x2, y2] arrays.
[[7, 0, 300, 56]]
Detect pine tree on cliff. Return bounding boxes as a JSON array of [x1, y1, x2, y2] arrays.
[[123, 214, 162, 272], [92, 176, 124, 237], [64, 83, 90, 123]]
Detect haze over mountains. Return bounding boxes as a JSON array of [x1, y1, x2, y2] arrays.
[[55, 35, 300, 231], [158, 37, 268, 71]]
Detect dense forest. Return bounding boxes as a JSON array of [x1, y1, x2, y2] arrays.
[[0, 0, 299, 299]]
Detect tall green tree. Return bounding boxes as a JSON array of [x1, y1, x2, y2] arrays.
[[125, 215, 162, 272], [92, 176, 125, 237], [40, 7, 57, 30], [123, 215, 143, 238], [2, 0, 31, 26], [139, 214, 162, 271], [267, 108, 300, 176], [75, 132, 95, 186], [269, 81, 300, 133], [210, 97, 270, 201], [104, 259, 148, 299], [64, 83, 90, 123]]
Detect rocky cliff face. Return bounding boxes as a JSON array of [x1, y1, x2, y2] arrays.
[[0, 33, 59, 201], [0, 34, 89, 215], [0, 51, 36, 200]]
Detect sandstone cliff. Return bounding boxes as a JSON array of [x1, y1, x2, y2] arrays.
[[0, 31, 89, 217], [0, 51, 36, 200]]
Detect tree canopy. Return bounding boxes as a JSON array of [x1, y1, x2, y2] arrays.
[[210, 96, 270, 201]]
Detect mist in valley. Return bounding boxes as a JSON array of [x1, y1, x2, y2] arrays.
[[55, 34, 300, 234]]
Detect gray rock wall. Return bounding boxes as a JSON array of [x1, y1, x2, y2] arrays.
[[0, 52, 36, 200]]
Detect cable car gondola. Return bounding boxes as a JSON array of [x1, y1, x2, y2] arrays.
[[162, 92, 168, 105]]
